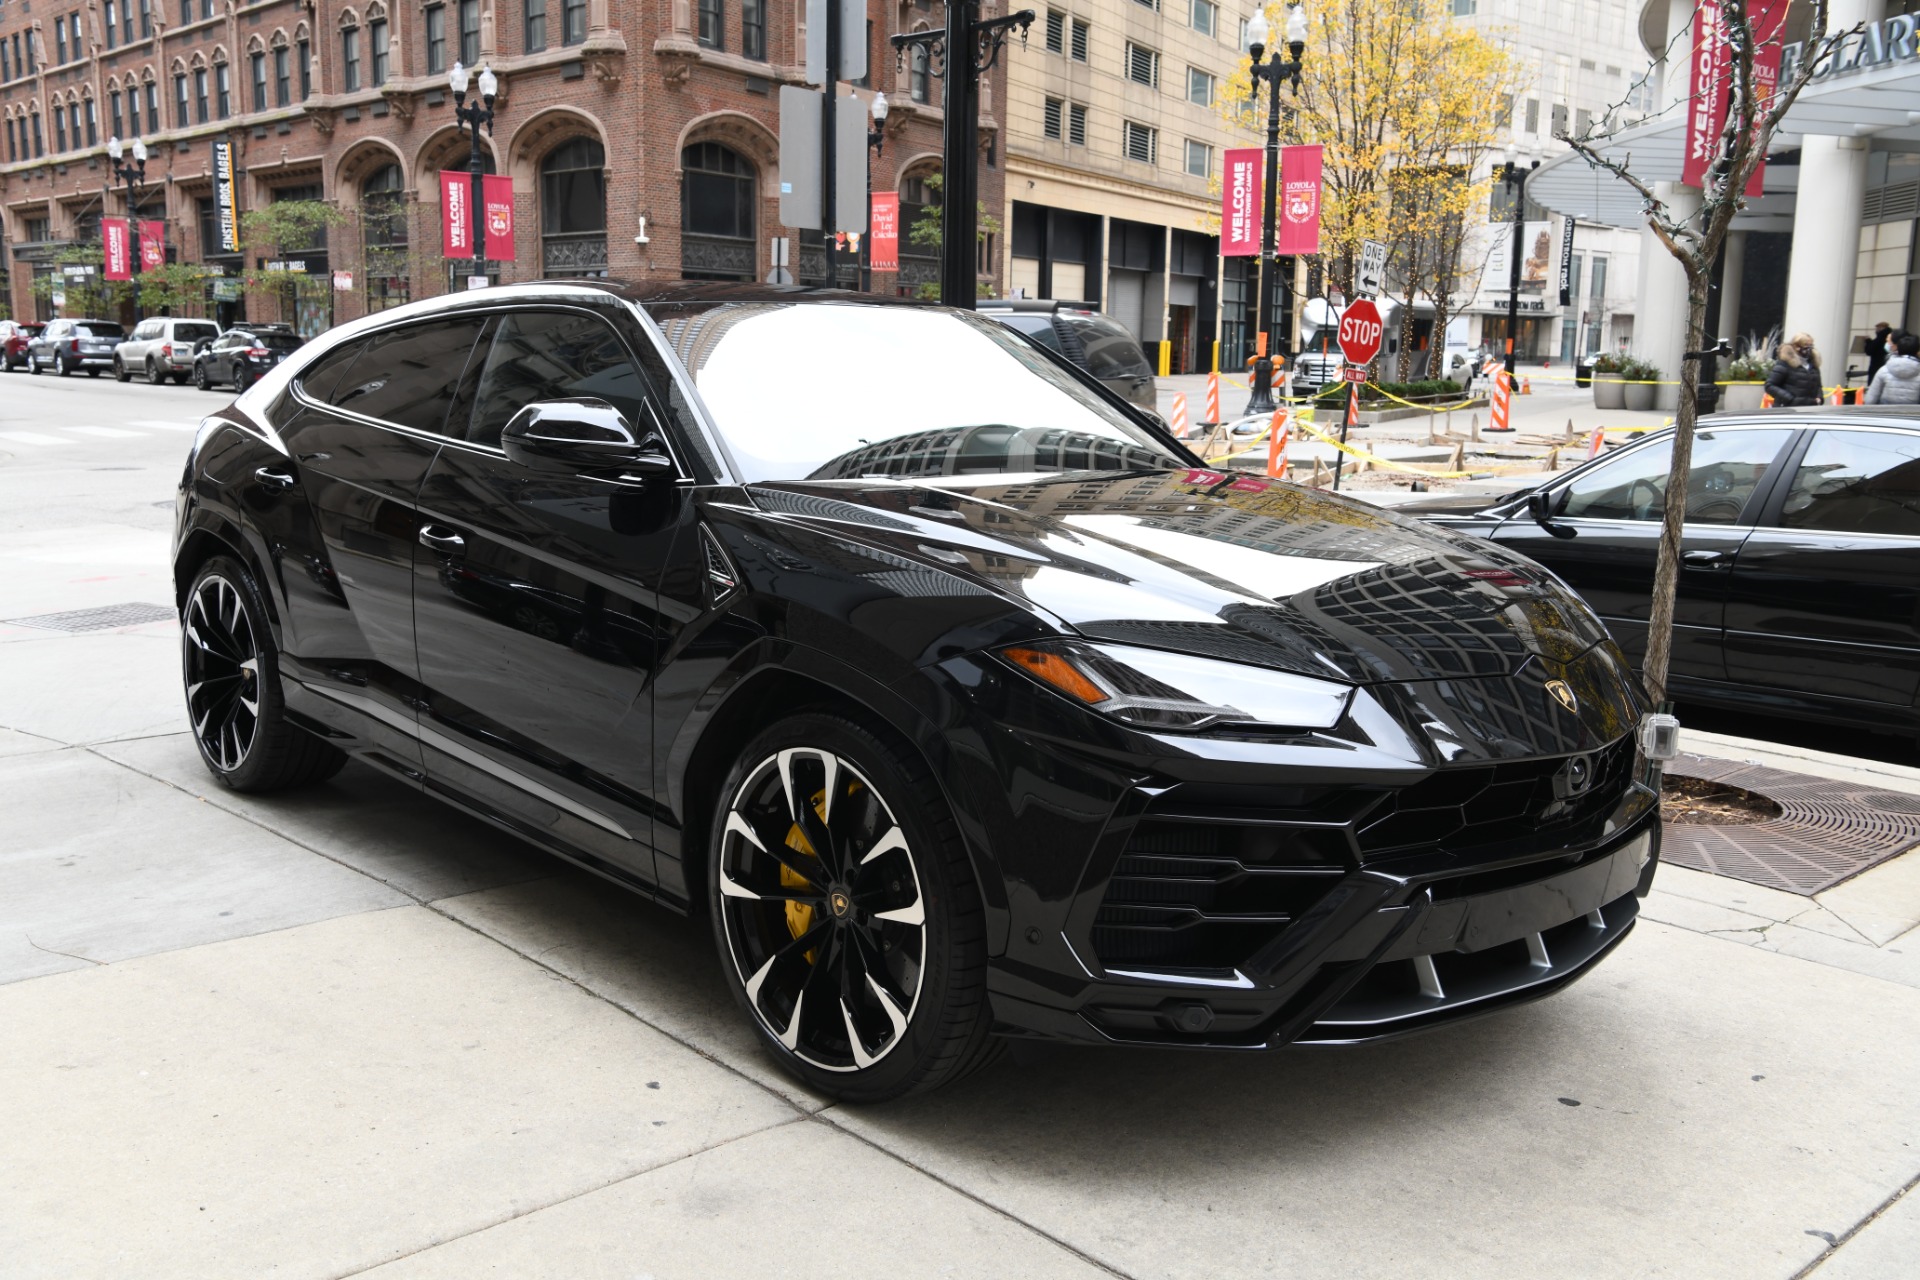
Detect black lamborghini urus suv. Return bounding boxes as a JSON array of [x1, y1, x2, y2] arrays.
[[172, 281, 1660, 1101]]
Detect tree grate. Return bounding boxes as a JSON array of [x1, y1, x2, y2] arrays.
[[5, 603, 177, 632], [1661, 753, 1920, 895]]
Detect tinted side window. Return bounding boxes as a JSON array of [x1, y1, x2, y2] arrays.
[[1057, 313, 1152, 379], [1561, 429, 1791, 523], [332, 318, 487, 434], [465, 310, 651, 447], [1780, 430, 1920, 537], [994, 314, 1065, 353], [294, 338, 369, 404]]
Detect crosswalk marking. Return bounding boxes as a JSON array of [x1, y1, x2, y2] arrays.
[[66, 426, 146, 438], [0, 430, 66, 445]]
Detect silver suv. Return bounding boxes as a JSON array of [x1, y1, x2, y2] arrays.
[[116, 316, 221, 385]]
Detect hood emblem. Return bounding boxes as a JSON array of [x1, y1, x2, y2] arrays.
[[1546, 680, 1579, 714]]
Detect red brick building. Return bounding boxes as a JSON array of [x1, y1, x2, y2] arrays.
[[0, 0, 1006, 330]]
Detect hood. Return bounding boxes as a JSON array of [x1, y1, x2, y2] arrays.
[[1388, 487, 1530, 516], [745, 468, 1620, 692], [1885, 355, 1920, 382]]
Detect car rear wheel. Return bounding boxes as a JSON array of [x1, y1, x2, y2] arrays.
[[194, 363, 213, 391], [146, 358, 163, 384], [710, 714, 997, 1102], [234, 367, 253, 393], [182, 556, 346, 792]]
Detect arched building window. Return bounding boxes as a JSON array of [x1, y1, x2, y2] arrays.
[[361, 162, 410, 311], [539, 136, 607, 278], [680, 142, 755, 282]]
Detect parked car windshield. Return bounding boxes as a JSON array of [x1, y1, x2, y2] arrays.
[[73, 322, 125, 338], [662, 302, 1178, 483]]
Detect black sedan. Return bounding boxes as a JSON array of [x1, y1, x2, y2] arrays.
[[172, 281, 1659, 1101], [193, 325, 304, 392], [1398, 411, 1920, 739]]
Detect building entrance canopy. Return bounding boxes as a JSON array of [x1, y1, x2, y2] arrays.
[[1529, 49, 1920, 230]]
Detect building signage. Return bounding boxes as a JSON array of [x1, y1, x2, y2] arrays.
[[139, 221, 166, 272], [1221, 148, 1263, 257], [869, 192, 899, 271], [265, 259, 307, 273], [1557, 216, 1576, 305], [1782, 12, 1920, 84], [1277, 145, 1322, 256], [103, 218, 132, 280], [333, 270, 354, 291], [211, 140, 241, 253], [1683, 0, 1787, 195]]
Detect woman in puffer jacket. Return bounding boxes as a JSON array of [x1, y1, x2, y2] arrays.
[[1764, 333, 1825, 406], [1866, 332, 1920, 405]]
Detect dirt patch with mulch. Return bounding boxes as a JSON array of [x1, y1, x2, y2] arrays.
[[1661, 775, 1784, 827]]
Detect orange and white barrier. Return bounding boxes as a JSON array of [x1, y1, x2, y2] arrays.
[[1206, 372, 1220, 424], [1266, 408, 1290, 478], [1170, 392, 1190, 438], [1487, 370, 1514, 432], [1587, 427, 1605, 459], [1346, 387, 1361, 431]]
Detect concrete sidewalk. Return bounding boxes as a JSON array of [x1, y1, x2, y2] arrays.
[[3, 380, 1918, 1278]]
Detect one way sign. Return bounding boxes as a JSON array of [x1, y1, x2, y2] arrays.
[[1357, 239, 1387, 300]]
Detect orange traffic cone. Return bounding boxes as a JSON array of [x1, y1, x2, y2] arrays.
[[1587, 427, 1604, 459]]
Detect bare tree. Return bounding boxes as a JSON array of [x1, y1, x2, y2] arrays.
[[1562, 0, 1849, 709]]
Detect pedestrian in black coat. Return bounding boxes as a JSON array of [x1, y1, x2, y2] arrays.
[[1765, 334, 1825, 407], [1866, 321, 1893, 381]]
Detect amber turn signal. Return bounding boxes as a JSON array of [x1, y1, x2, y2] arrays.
[[1002, 646, 1109, 705]]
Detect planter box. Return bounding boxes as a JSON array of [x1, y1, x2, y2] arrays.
[[1720, 382, 1766, 412], [1593, 375, 1626, 409], [1623, 381, 1657, 412]]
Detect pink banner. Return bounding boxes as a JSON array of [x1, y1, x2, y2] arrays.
[[103, 218, 131, 281], [1221, 148, 1263, 257], [483, 174, 516, 261], [138, 221, 166, 272], [1683, 0, 1788, 196], [442, 170, 472, 257], [1277, 145, 1322, 256], [870, 192, 900, 272]]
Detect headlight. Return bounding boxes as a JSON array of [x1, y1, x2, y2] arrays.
[[1000, 641, 1352, 732]]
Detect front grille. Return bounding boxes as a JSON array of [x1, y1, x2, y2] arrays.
[[1357, 736, 1634, 858], [1090, 817, 1346, 973]]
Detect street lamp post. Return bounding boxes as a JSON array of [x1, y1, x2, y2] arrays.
[[106, 135, 148, 320], [448, 61, 498, 289], [861, 93, 888, 294], [1242, 4, 1308, 417], [1498, 146, 1540, 381]]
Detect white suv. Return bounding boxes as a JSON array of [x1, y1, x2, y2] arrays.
[[115, 316, 221, 385]]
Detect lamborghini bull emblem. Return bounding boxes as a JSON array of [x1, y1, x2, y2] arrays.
[[1546, 680, 1579, 714]]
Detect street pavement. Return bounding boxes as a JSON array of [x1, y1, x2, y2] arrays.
[[2, 370, 1917, 1278]]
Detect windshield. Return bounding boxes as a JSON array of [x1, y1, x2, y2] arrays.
[[660, 302, 1178, 483]]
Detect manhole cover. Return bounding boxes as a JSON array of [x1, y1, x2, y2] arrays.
[[1662, 753, 1920, 895], [5, 602, 176, 632]]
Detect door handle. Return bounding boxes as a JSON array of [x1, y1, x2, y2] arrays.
[[253, 466, 296, 492], [418, 525, 467, 556], [1682, 549, 1730, 570]]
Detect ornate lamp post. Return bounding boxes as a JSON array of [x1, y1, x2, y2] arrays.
[[861, 92, 888, 293], [107, 135, 149, 320], [1241, 3, 1307, 417], [1498, 145, 1541, 381], [891, 6, 1033, 308], [448, 61, 498, 288]]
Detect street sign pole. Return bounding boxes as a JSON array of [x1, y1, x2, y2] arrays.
[[1331, 297, 1383, 494], [819, 0, 839, 286]]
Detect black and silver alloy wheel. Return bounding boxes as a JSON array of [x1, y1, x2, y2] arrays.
[[718, 746, 928, 1073], [184, 573, 262, 772], [179, 556, 346, 792]]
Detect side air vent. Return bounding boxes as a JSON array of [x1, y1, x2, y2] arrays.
[[701, 525, 738, 599]]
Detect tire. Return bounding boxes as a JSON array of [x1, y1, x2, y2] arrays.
[[709, 713, 998, 1103], [194, 363, 213, 391], [234, 367, 253, 394], [181, 556, 347, 793], [28, 353, 40, 374], [56, 355, 73, 377], [146, 359, 162, 385], [114, 358, 131, 383]]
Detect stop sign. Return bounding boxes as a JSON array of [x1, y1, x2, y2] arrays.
[[1337, 298, 1384, 366]]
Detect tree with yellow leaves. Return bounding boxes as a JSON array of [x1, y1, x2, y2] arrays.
[[1220, 0, 1516, 378]]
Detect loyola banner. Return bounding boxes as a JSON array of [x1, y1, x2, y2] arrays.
[[1221, 148, 1262, 256], [869, 192, 899, 271], [1682, 0, 1789, 195], [442, 173, 516, 260], [139, 221, 166, 271], [103, 218, 131, 281], [1277, 145, 1322, 256]]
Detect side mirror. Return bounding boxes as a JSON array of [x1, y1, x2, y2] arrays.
[[1526, 489, 1576, 539], [500, 398, 674, 475]]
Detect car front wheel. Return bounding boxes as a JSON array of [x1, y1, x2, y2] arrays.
[[114, 358, 131, 383], [56, 355, 73, 377], [28, 353, 40, 374], [182, 556, 347, 792], [709, 713, 997, 1102]]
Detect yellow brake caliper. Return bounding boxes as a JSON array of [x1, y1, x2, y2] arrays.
[[781, 782, 861, 959]]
